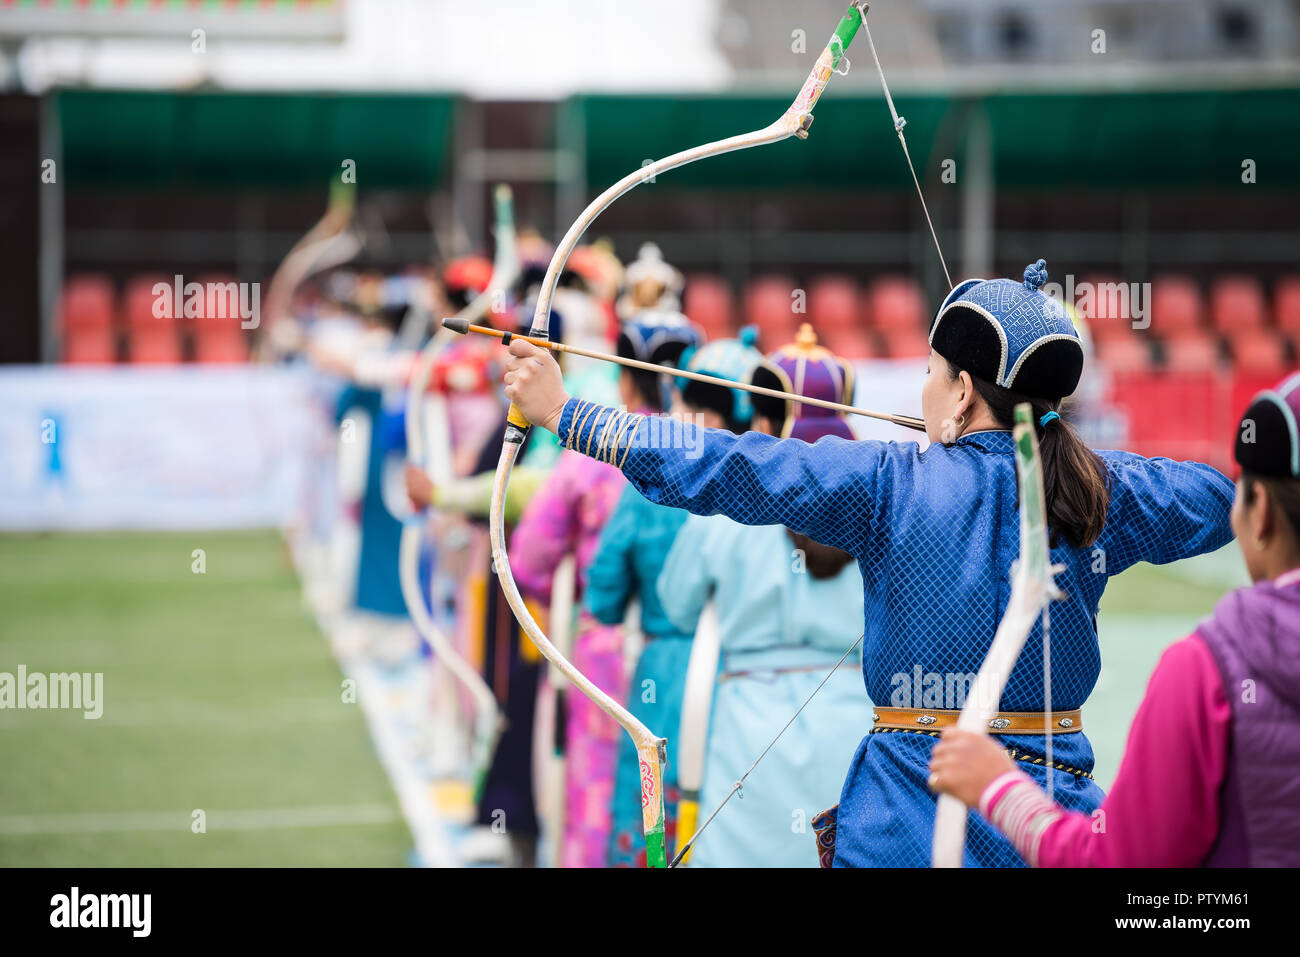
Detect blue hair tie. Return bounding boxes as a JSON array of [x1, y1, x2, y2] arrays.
[[1039, 410, 1060, 428]]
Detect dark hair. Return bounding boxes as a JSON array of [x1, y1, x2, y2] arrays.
[[623, 368, 665, 412], [1241, 471, 1300, 543], [785, 530, 854, 579], [681, 380, 747, 433], [947, 362, 1110, 549]]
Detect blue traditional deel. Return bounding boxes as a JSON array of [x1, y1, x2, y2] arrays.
[[676, 327, 765, 426], [751, 323, 856, 442], [929, 259, 1085, 401]]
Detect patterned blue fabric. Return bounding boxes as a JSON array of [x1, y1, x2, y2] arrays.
[[935, 279, 1075, 382], [558, 400, 1237, 866], [932, 259, 1084, 399], [584, 484, 693, 640]]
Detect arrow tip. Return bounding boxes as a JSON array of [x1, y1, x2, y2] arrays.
[[441, 317, 471, 335]]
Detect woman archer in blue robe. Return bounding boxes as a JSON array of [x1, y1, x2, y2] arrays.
[[500, 260, 1235, 867]]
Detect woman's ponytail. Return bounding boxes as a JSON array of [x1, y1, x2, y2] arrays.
[[1037, 410, 1110, 548]]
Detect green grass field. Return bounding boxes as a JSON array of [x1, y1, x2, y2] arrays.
[[0, 531, 412, 866], [0, 530, 1239, 866]]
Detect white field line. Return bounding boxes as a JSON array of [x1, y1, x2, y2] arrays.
[[0, 803, 400, 836], [0, 699, 349, 730]]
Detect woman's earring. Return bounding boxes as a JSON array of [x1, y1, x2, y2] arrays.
[[954, 412, 966, 431]]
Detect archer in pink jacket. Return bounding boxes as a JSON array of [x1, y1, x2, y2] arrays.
[[930, 371, 1300, 867]]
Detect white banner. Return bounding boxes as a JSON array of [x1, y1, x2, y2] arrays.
[[0, 365, 326, 531]]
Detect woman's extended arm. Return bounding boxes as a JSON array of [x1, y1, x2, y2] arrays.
[[502, 337, 887, 557], [1096, 452, 1236, 576], [557, 398, 883, 556]]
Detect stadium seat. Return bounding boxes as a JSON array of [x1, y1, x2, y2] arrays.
[[807, 275, 860, 333], [743, 275, 801, 347], [1210, 275, 1267, 333], [191, 274, 250, 364], [880, 327, 931, 359], [1077, 274, 1137, 342], [1229, 328, 1288, 376], [60, 274, 117, 364], [1162, 334, 1222, 373], [865, 275, 926, 333], [682, 274, 734, 341], [1150, 274, 1203, 339], [123, 274, 182, 364], [1095, 335, 1153, 374], [821, 325, 877, 360], [1274, 275, 1300, 335]]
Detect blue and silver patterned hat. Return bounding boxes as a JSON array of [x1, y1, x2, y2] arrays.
[[929, 259, 1084, 401], [617, 309, 702, 367], [677, 327, 764, 426]]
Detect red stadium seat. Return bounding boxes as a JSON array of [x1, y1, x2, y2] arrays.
[[743, 275, 801, 348], [1095, 335, 1153, 374], [60, 274, 117, 364], [1162, 334, 1222, 372], [881, 327, 931, 359], [1210, 275, 1267, 333], [191, 274, 250, 364], [682, 274, 734, 341], [808, 275, 860, 333], [1274, 276, 1300, 335], [1150, 274, 1203, 339], [123, 274, 182, 364], [1229, 328, 1288, 376], [821, 326, 877, 360], [1077, 274, 1137, 342], [865, 275, 926, 334]]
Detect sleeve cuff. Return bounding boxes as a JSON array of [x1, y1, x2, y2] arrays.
[[978, 770, 1029, 819], [558, 398, 646, 468]]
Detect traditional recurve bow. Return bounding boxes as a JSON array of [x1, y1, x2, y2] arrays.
[[400, 184, 519, 799], [488, 3, 871, 869]]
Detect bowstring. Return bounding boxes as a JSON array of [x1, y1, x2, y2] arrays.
[[668, 632, 864, 868], [859, 9, 953, 290]]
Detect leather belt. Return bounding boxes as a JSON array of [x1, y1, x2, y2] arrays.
[[872, 706, 1082, 734]]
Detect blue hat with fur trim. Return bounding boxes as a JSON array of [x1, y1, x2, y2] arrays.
[[929, 259, 1084, 401]]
